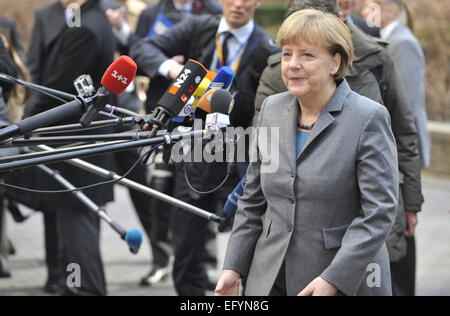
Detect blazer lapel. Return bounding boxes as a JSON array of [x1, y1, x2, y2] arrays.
[[281, 96, 299, 171], [298, 80, 352, 160]]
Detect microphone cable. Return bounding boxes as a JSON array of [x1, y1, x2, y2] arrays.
[[183, 163, 231, 196]]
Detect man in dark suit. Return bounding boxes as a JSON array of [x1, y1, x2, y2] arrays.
[[130, 0, 279, 296], [104, 0, 223, 287], [109, 0, 223, 112], [0, 38, 18, 278], [25, 0, 116, 295]]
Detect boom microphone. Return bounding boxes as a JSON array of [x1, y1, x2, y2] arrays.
[[80, 55, 137, 126], [146, 59, 208, 136], [206, 89, 256, 128], [172, 70, 217, 122], [0, 56, 138, 141], [218, 175, 247, 232], [195, 67, 235, 114], [229, 91, 256, 129]]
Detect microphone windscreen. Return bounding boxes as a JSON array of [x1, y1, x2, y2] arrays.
[[101, 55, 137, 95], [229, 91, 255, 129], [223, 175, 247, 219], [210, 89, 233, 114], [210, 66, 235, 90], [125, 228, 143, 253], [196, 89, 215, 113], [158, 59, 208, 117]]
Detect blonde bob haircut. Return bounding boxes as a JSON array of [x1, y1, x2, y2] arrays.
[[277, 9, 354, 80]]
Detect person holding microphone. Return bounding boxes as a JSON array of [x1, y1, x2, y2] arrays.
[[215, 9, 399, 296]]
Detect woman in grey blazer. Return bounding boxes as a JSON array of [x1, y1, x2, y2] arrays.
[[215, 9, 399, 296]]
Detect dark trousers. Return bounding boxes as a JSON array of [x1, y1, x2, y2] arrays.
[[58, 206, 106, 296], [170, 164, 237, 296], [148, 170, 173, 267], [43, 211, 62, 285], [0, 194, 9, 275], [114, 149, 171, 267], [390, 236, 416, 296], [170, 192, 212, 296], [44, 206, 106, 296]]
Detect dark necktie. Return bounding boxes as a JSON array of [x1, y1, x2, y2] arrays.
[[221, 31, 234, 66]]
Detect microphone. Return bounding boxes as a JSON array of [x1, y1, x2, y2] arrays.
[[125, 228, 144, 254], [229, 91, 256, 129], [205, 89, 233, 129], [171, 70, 216, 122], [195, 67, 235, 114], [206, 89, 256, 128], [210, 88, 233, 114], [146, 59, 208, 136], [218, 175, 247, 232], [0, 56, 137, 141], [79, 55, 137, 126], [209, 66, 235, 90]]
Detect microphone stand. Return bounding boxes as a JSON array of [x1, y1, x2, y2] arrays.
[[0, 140, 128, 164], [33, 144, 225, 225], [35, 164, 142, 254], [0, 127, 221, 172], [0, 132, 152, 146]]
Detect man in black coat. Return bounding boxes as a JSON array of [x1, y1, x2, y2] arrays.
[[0, 38, 18, 278], [25, 0, 116, 295], [108, 0, 223, 112], [105, 0, 223, 287], [130, 0, 280, 296]]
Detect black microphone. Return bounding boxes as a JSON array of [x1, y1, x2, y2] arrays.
[[146, 59, 208, 136], [0, 98, 86, 142], [206, 89, 256, 129], [230, 91, 256, 129]]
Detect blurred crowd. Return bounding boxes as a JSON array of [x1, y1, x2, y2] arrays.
[[0, 0, 430, 296]]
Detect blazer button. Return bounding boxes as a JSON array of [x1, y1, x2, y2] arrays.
[[289, 197, 295, 204], [288, 224, 293, 232]]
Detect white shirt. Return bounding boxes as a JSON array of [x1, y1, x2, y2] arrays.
[[159, 17, 255, 78], [381, 20, 400, 41], [210, 17, 255, 72], [173, 0, 195, 12]]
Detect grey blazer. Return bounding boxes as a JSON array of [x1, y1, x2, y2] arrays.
[[385, 23, 431, 168], [223, 80, 399, 296]]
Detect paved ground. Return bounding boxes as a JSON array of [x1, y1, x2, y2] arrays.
[[0, 171, 449, 296]]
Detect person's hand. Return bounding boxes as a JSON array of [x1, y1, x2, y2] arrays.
[[171, 55, 185, 65], [0, 34, 9, 50], [168, 62, 185, 80], [404, 211, 419, 237], [215, 269, 240, 296], [106, 7, 126, 30], [298, 277, 338, 296]]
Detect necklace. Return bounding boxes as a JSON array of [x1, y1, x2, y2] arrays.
[[297, 121, 315, 130]]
